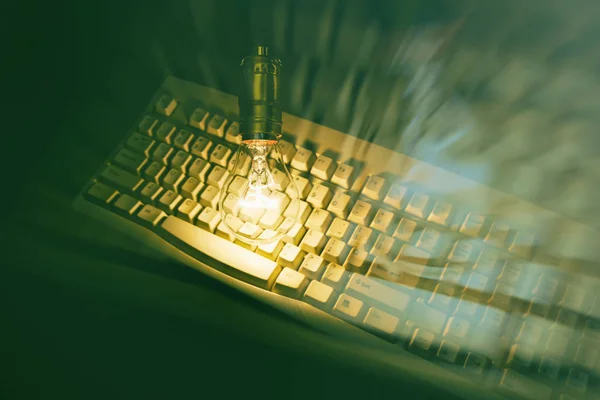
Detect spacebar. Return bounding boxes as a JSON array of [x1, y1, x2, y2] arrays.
[[160, 216, 282, 290]]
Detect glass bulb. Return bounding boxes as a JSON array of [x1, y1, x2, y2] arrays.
[[218, 140, 299, 245]]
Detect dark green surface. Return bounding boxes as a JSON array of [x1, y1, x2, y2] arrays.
[[3, 1, 465, 399]]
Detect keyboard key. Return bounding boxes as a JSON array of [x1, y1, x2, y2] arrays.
[[227, 176, 248, 197], [348, 200, 373, 226], [333, 293, 364, 322], [258, 209, 284, 230], [405, 192, 429, 219], [384, 183, 408, 209], [321, 237, 349, 264], [138, 115, 158, 136], [236, 222, 263, 247], [298, 253, 325, 280], [460, 213, 485, 237], [152, 143, 174, 165], [256, 232, 285, 261], [190, 136, 212, 159], [155, 94, 177, 116], [195, 207, 221, 232], [565, 368, 589, 392], [437, 341, 460, 363], [409, 328, 436, 352], [447, 240, 476, 264], [440, 263, 465, 285], [484, 221, 510, 248], [573, 342, 598, 369], [344, 247, 371, 273], [239, 206, 266, 225], [284, 199, 311, 224], [508, 231, 536, 259], [290, 147, 315, 172], [331, 164, 354, 189], [538, 357, 560, 380], [277, 244, 305, 270], [113, 148, 147, 174], [327, 192, 351, 219], [199, 185, 220, 208], [279, 219, 305, 245], [216, 214, 244, 241], [189, 108, 209, 130], [499, 369, 552, 400], [114, 194, 142, 215], [139, 182, 163, 203], [86, 182, 119, 204], [506, 344, 534, 370], [163, 168, 185, 192], [209, 144, 232, 167], [428, 284, 457, 311], [188, 158, 211, 181], [364, 307, 399, 335], [310, 154, 335, 180], [345, 273, 410, 314], [137, 204, 167, 227], [126, 133, 155, 157], [362, 175, 386, 200], [287, 177, 311, 201], [465, 272, 488, 292], [158, 190, 182, 213], [270, 168, 290, 191], [473, 250, 498, 274], [299, 229, 327, 254], [322, 262, 348, 291], [224, 121, 241, 144], [368, 258, 420, 289], [348, 225, 373, 249], [393, 218, 417, 243], [325, 218, 352, 240], [206, 165, 229, 189], [173, 129, 194, 152], [303, 280, 335, 309], [161, 216, 281, 289], [155, 122, 176, 144], [427, 200, 452, 227], [274, 140, 296, 164], [370, 209, 394, 233], [463, 353, 488, 375], [99, 165, 143, 192], [305, 209, 333, 233], [409, 301, 448, 334], [180, 177, 204, 201], [176, 199, 202, 223], [170, 150, 193, 173], [222, 193, 241, 215], [415, 227, 441, 252], [306, 184, 332, 209], [206, 115, 227, 138], [371, 234, 397, 258], [395, 244, 430, 268]]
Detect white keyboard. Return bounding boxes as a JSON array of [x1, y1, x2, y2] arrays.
[[75, 76, 600, 400]]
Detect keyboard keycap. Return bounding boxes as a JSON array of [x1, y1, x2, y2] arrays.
[[278, 218, 305, 245], [189, 108, 209, 130], [409, 301, 448, 335], [190, 136, 212, 159], [173, 129, 194, 152], [199, 185, 220, 208], [207, 165, 229, 189], [171, 150, 193, 173], [303, 280, 335, 309], [155, 122, 176, 144], [306, 184, 332, 209], [139, 182, 163, 203], [155, 94, 177, 116], [158, 190, 182, 213], [348, 225, 373, 249], [284, 199, 311, 224], [370, 234, 397, 258], [427, 200, 453, 227], [223, 193, 241, 218], [176, 199, 202, 223], [463, 353, 489, 375], [258, 209, 283, 230], [331, 164, 354, 189], [195, 207, 221, 232], [299, 229, 327, 254], [384, 183, 408, 209], [209, 144, 232, 167], [298, 253, 325, 280], [321, 237, 349, 264], [348, 200, 373, 226], [415, 227, 441, 252], [206, 115, 227, 138], [163, 168, 185, 192], [287, 175, 311, 200], [188, 158, 211, 181], [152, 143, 174, 165], [460, 213, 485, 237], [345, 273, 410, 314], [499, 369, 552, 400], [437, 341, 460, 363], [137, 204, 167, 227], [114, 194, 142, 215], [138, 115, 158, 136], [256, 233, 284, 261], [277, 243, 305, 270], [370, 209, 394, 233], [99, 165, 143, 192], [393, 218, 417, 243], [405, 192, 429, 219], [322, 262, 349, 292], [325, 218, 352, 240], [126, 133, 155, 157], [216, 215, 243, 241], [274, 140, 296, 164], [310, 154, 335, 180], [364, 307, 399, 335], [270, 168, 290, 191], [113, 148, 147, 174], [333, 293, 364, 322], [86, 182, 119, 204], [362, 175, 386, 200], [290, 147, 315, 172], [344, 247, 371, 273], [224, 121, 241, 144], [565, 368, 589, 393], [180, 177, 204, 201], [161, 216, 281, 289], [305, 209, 333, 233], [484, 221, 510, 248], [327, 192, 351, 219]]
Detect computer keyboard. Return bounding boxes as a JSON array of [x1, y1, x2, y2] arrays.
[[75, 76, 600, 400]]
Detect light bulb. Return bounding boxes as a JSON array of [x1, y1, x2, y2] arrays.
[[217, 45, 299, 245], [219, 140, 299, 245]]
